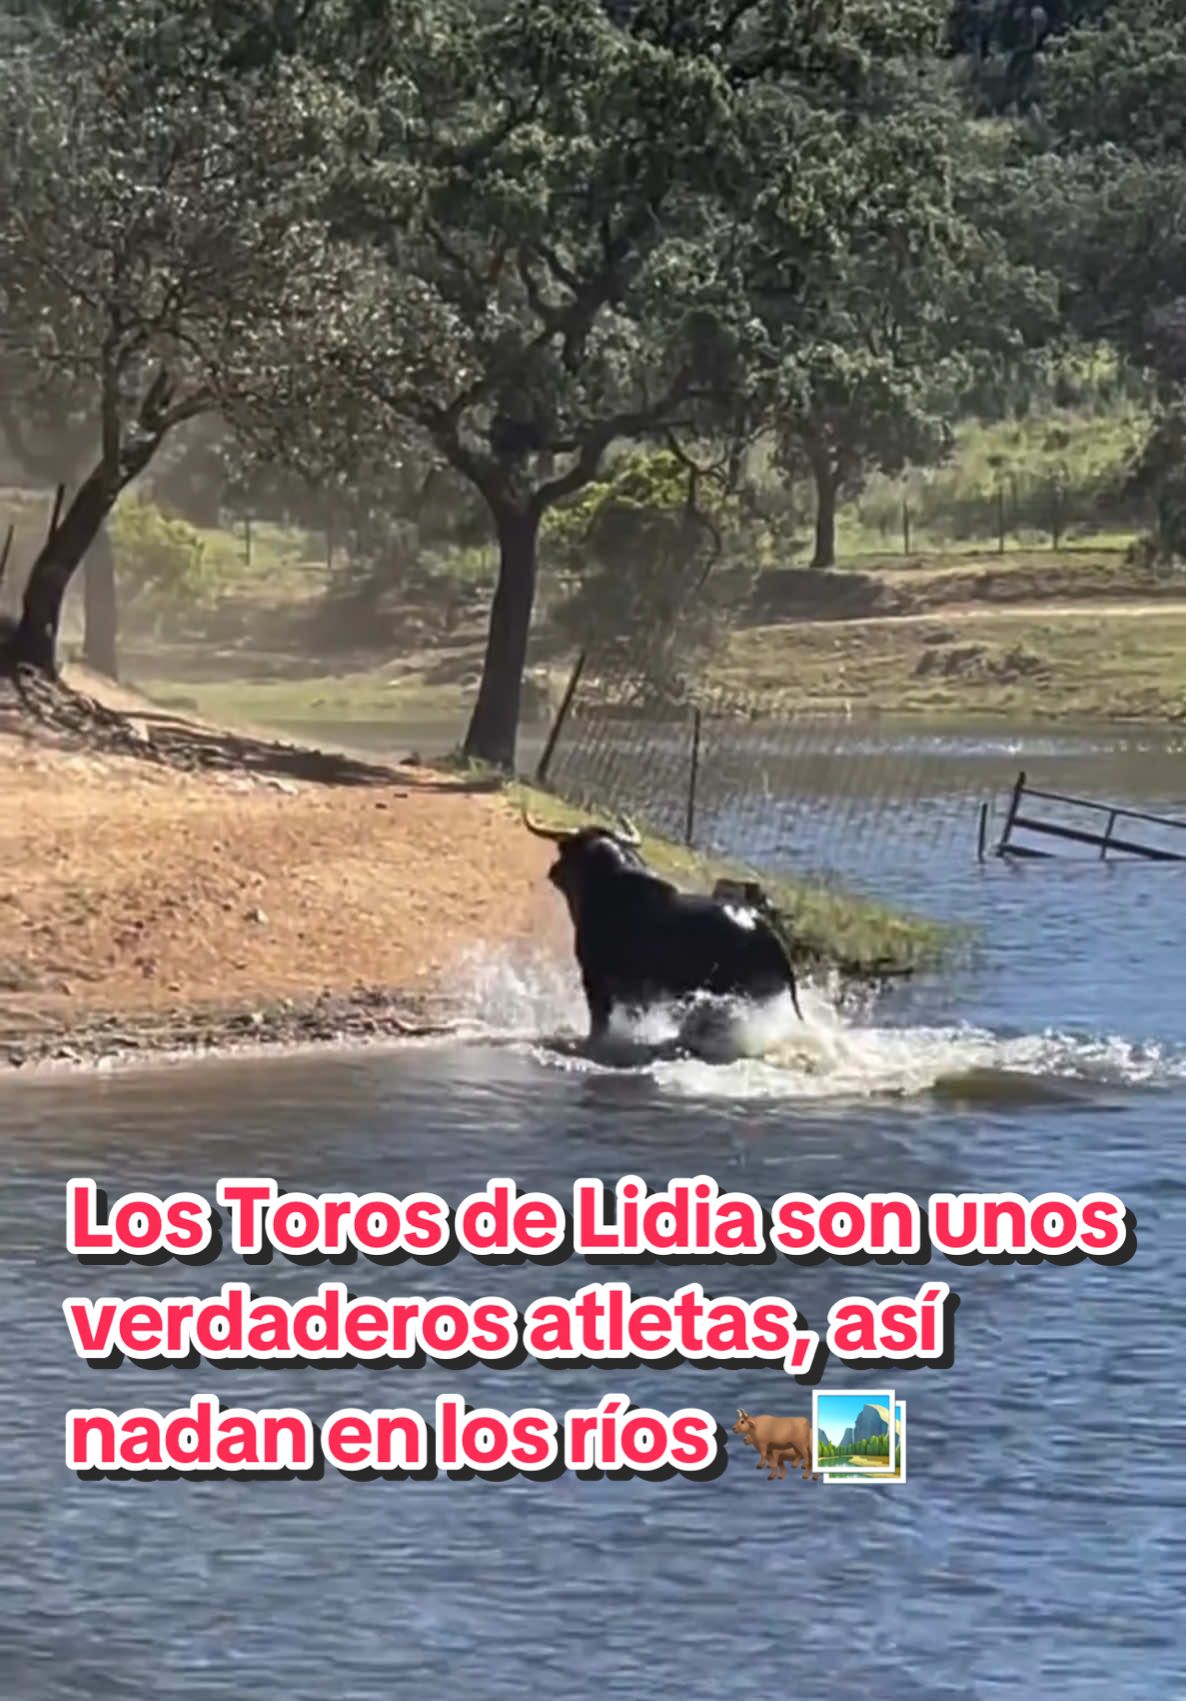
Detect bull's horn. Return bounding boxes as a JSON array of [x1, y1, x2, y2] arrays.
[[521, 804, 573, 843], [615, 813, 642, 846], [737, 1408, 747, 1419]]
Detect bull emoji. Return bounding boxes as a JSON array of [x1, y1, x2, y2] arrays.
[[732, 1408, 817, 1482]]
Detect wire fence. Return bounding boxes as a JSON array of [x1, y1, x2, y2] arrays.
[[538, 647, 1186, 897]]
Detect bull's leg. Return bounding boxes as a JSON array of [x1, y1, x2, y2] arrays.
[[582, 972, 612, 1043], [772, 1443, 807, 1482]]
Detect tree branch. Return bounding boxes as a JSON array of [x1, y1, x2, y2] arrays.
[[424, 408, 506, 512], [437, 88, 544, 174], [712, 2, 766, 53], [531, 377, 696, 514], [425, 219, 498, 290]]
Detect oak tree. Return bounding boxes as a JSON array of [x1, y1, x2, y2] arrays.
[[0, 0, 337, 673], [294, 0, 959, 766]]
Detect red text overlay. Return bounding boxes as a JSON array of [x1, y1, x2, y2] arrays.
[[61, 1174, 1135, 1482]]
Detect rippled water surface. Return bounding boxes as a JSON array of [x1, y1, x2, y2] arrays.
[[1, 723, 1184, 1700]]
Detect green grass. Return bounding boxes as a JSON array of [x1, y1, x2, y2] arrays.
[[191, 517, 329, 596], [873, 548, 1180, 610], [719, 605, 1186, 722], [135, 670, 470, 730], [509, 783, 953, 979], [844, 405, 1149, 558]]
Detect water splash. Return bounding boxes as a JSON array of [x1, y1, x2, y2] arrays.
[[648, 1017, 1186, 1102], [451, 944, 1186, 1102], [453, 941, 587, 1038]]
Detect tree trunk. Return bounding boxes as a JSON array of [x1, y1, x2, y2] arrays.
[[5, 464, 123, 674], [808, 441, 839, 570], [462, 503, 541, 770], [82, 521, 119, 679]]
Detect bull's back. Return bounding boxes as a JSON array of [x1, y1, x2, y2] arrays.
[[756, 1416, 812, 1450], [583, 886, 792, 1002]]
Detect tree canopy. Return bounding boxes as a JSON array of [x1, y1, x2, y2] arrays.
[[0, 0, 340, 668], [253, 0, 969, 761], [1, 0, 1184, 754]]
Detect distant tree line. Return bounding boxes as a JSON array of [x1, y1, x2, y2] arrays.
[[817, 1432, 892, 1459]]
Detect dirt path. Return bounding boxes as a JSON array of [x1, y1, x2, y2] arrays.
[[0, 667, 563, 1068], [826, 599, 1186, 630]]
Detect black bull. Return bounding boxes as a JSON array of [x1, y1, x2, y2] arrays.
[[523, 810, 803, 1042]]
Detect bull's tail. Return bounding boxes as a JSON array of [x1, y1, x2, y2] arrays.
[[768, 928, 804, 1022]]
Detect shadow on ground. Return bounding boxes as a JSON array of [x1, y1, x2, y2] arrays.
[[3, 668, 501, 793]]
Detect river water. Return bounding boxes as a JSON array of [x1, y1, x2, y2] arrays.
[[1, 720, 1184, 1700]]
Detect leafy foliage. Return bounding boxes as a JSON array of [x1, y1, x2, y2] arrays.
[[996, 1, 1186, 555], [1127, 404, 1186, 560], [0, 2, 335, 440], [949, 0, 1107, 111], [110, 498, 230, 618], [4, 0, 1183, 735], [0, 0, 344, 669], [546, 448, 753, 693], [739, 35, 1054, 566], [252, 0, 974, 758]]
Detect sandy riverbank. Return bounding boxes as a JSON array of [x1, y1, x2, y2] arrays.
[[0, 667, 560, 1070]]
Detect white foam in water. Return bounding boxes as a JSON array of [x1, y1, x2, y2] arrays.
[[451, 945, 1186, 1101]]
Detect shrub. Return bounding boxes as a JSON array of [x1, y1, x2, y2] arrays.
[[110, 498, 229, 621], [545, 449, 759, 699], [1127, 405, 1186, 561]]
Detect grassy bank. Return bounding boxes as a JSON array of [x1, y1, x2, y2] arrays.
[[844, 402, 1148, 555], [718, 601, 1186, 721], [138, 670, 473, 737]]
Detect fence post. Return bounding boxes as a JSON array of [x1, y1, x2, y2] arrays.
[[902, 499, 911, 556], [685, 706, 703, 847], [997, 484, 1006, 555], [1000, 769, 1027, 855], [977, 801, 989, 864], [243, 515, 253, 567], [1100, 809, 1117, 862], [535, 649, 587, 786], [0, 522, 13, 590]]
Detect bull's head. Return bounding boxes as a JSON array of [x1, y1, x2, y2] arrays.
[[732, 1408, 756, 1440], [521, 805, 642, 852], [522, 805, 644, 918]]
